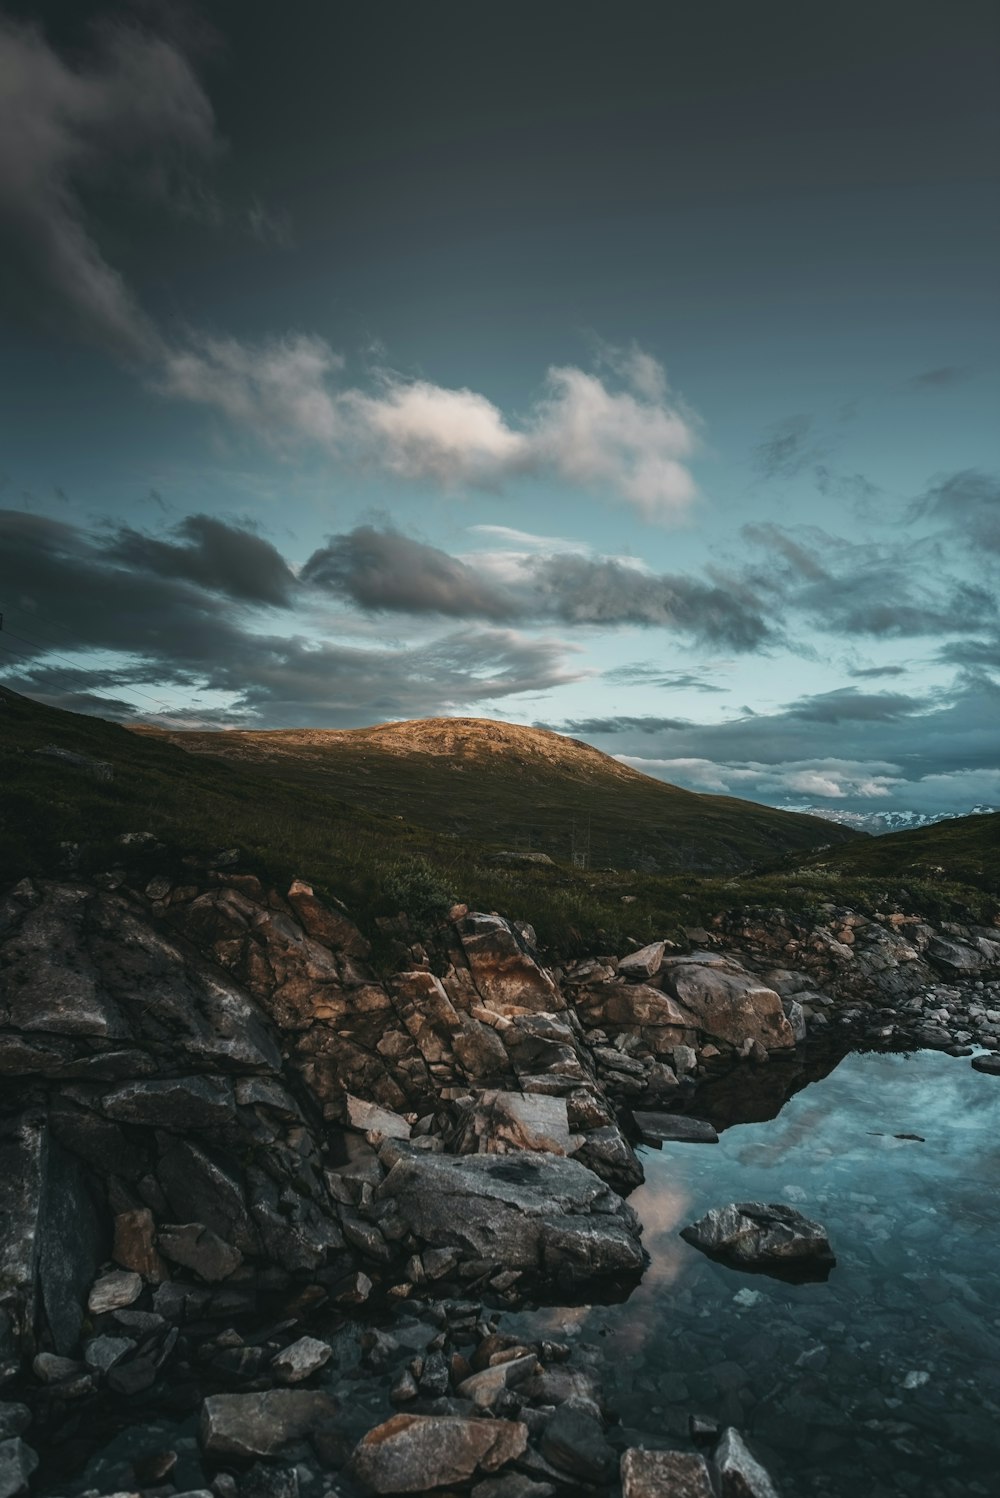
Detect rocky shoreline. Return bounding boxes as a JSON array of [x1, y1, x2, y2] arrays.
[[1, 847, 998, 1498]]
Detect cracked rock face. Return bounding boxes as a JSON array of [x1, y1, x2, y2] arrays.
[[377, 1145, 646, 1286]]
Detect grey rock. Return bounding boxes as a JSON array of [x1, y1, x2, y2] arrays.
[[714, 1427, 781, 1497], [681, 1202, 835, 1278], [83, 1335, 134, 1374], [972, 1053, 1000, 1075], [350, 1413, 528, 1493], [32, 1352, 82, 1382], [0, 1438, 38, 1498], [271, 1336, 332, 1384], [540, 1398, 615, 1483], [88, 1269, 143, 1314], [158, 1223, 243, 1282], [457, 1354, 538, 1409], [0, 1411, 29, 1443], [378, 1146, 644, 1288], [633, 1111, 719, 1146], [200, 1390, 339, 1459], [471, 1478, 556, 1498], [618, 942, 667, 979], [102, 1076, 236, 1130]]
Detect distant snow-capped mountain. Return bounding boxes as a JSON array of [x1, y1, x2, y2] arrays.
[[780, 804, 999, 836]]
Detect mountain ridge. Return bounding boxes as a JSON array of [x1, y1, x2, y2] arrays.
[[135, 713, 862, 875]]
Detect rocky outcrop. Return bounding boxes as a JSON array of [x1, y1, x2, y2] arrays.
[[680, 1201, 836, 1279], [2, 851, 995, 1498]]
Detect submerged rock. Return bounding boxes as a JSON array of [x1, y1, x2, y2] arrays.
[[681, 1201, 835, 1279]]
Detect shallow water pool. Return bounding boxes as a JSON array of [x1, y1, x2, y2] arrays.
[[513, 1048, 1000, 1497]]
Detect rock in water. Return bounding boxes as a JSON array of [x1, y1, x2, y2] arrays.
[[620, 1448, 715, 1498], [680, 1202, 835, 1280], [350, 1413, 527, 1493], [714, 1427, 781, 1497], [632, 1112, 719, 1146], [971, 1053, 1000, 1076]]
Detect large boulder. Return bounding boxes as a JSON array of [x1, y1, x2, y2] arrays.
[[681, 1201, 835, 1279], [351, 1414, 528, 1493], [456, 915, 564, 1015], [661, 960, 794, 1051], [377, 1144, 645, 1288]]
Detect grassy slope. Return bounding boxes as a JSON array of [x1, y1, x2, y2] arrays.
[[3, 690, 995, 956], [134, 716, 860, 876], [790, 810, 1000, 894]]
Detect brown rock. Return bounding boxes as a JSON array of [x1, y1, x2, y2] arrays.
[[351, 1413, 528, 1493], [621, 1448, 715, 1497], [112, 1208, 167, 1283], [286, 880, 370, 957], [457, 915, 563, 1015]]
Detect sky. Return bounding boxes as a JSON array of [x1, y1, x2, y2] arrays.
[[0, 0, 998, 817]]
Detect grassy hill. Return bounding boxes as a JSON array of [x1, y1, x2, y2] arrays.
[[790, 810, 1000, 897], [134, 715, 859, 876], [3, 688, 993, 956]]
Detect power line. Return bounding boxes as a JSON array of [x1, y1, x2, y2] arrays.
[[0, 619, 189, 717]]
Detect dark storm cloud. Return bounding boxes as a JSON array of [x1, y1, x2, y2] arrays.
[[529, 555, 773, 651], [108, 514, 297, 607], [302, 526, 773, 650], [0, 14, 220, 358], [915, 470, 1000, 554], [553, 717, 693, 735], [741, 522, 998, 638], [550, 674, 1000, 814], [781, 688, 928, 723], [0, 509, 579, 725], [909, 366, 970, 388], [602, 663, 727, 692], [301, 526, 517, 620]]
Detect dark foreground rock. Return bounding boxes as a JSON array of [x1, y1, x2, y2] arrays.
[[680, 1202, 835, 1279]]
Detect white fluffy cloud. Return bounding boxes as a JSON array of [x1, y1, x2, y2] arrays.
[[160, 334, 701, 521], [615, 754, 907, 801]]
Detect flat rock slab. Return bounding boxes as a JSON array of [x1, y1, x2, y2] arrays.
[[351, 1413, 527, 1493], [971, 1054, 1000, 1076], [378, 1145, 645, 1288], [633, 1112, 719, 1146], [681, 1201, 835, 1281], [621, 1448, 715, 1498], [200, 1390, 339, 1458]]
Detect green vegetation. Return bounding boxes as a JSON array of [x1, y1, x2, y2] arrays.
[[137, 715, 861, 876], [2, 689, 996, 957]]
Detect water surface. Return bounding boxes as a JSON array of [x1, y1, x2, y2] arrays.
[[514, 1049, 1000, 1498]]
